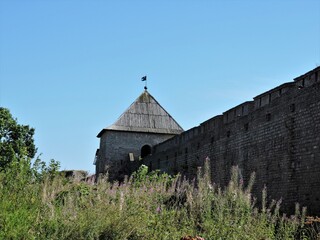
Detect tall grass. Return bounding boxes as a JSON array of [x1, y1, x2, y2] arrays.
[[0, 159, 315, 239]]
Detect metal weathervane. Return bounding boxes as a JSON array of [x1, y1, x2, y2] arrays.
[[141, 75, 147, 90]]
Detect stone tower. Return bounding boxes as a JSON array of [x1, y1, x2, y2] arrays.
[[95, 89, 183, 181]]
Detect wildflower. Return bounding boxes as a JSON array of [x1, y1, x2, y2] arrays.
[[181, 236, 205, 240], [156, 206, 161, 213], [239, 177, 244, 186], [196, 237, 205, 240], [119, 191, 124, 211]]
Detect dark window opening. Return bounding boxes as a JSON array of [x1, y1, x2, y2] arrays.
[[211, 136, 214, 144], [244, 123, 249, 131], [291, 117, 295, 124], [197, 142, 200, 149], [141, 145, 152, 158], [290, 103, 295, 113], [227, 130, 231, 138], [266, 113, 271, 121]]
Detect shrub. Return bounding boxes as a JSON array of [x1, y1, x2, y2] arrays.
[[0, 158, 315, 239]]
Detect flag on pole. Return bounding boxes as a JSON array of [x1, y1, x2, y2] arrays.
[[141, 76, 147, 81]]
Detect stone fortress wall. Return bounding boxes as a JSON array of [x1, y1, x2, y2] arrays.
[[96, 130, 176, 181], [142, 67, 320, 215]]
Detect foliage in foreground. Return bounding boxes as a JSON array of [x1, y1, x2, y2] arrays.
[[0, 107, 37, 170], [0, 160, 317, 240]]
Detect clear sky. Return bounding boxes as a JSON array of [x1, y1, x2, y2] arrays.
[[1, 0, 319, 174]]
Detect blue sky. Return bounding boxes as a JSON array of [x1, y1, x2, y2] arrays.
[[1, 0, 319, 174]]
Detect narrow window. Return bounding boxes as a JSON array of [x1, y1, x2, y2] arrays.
[[266, 113, 271, 121], [244, 123, 249, 131], [289, 103, 295, 113], [227, 130, 231, 138]]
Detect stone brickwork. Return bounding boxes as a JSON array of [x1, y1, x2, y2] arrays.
[[95, 90, 183, 181], [96, 130, 176, 181], [142, 67, 320, 215]]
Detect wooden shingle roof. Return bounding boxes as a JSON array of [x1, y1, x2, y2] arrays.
[[97, 90, 184, 137]]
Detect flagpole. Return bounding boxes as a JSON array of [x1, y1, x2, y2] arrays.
[[141, 75, 147, 90], [145, 77, 147, 90]]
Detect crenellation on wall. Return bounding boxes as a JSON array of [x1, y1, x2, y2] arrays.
[[200, 115, 223, 134], [294, 66, 320, 88], [140, 66, 320, 215], [223, 102, 254, 124], [254, 82, 296, 110]]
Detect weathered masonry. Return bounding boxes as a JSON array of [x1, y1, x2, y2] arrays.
[[95, 66, 320, 215], [141, 66, 320, 215], [95, 90, 183, 181]]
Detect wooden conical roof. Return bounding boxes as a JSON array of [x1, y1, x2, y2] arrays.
[[97, 90, 184, 137]]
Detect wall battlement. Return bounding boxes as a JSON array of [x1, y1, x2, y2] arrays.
[[142, 66, 320, 215]]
